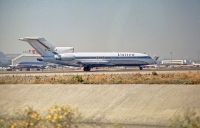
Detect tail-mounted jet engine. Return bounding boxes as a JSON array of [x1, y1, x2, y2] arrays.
[[54, 47, 74, 54], [55, 53, 75, 61]]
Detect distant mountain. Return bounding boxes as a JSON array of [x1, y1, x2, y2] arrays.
[[0, 51, 6, 58]]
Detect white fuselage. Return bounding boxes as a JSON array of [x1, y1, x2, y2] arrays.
[[19, 37, 156, 71], [42, 52, 155, 68]]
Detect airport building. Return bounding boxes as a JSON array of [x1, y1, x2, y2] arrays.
[[161, 59, 190, 65], [12, 53, 40, 66]]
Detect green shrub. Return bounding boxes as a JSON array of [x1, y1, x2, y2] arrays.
[[0, 105, 80, 128], [10, 107, 41, 128], [0, 118, 8, 128], [170, 109, 200, 128], [71, 75, 84, 83], [46, 105, 80, 128], [152, 71, 158, 76]]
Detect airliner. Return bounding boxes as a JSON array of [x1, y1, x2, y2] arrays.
[[19, 37, 157, 71], [16, 62, 46, 70]]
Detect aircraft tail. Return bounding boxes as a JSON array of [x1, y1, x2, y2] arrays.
[[19, 37, 55, 56]]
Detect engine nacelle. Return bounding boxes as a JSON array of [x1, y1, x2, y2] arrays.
[[54, 47, 74, 54], [58, 53, 75, 60]]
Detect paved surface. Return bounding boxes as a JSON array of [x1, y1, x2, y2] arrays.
[[0, 70, 199, 76], [0, 84, 200, 126]]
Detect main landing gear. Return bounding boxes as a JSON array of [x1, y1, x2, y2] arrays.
[[83, 66, 91, 71], [139, 66, 143, 70]]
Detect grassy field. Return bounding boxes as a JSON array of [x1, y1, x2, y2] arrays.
[[0, 71, 200, 84]]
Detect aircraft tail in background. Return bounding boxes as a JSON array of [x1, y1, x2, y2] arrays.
[[19, 37, 55, 57]]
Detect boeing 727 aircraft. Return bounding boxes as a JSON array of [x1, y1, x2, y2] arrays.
[[19, 37, 156, 71]]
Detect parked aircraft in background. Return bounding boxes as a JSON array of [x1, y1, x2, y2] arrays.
[[10, 61, 46, 71], [192, 62, 200, 67], [19, 37, 156, 71]]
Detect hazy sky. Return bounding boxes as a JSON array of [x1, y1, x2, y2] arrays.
[[0, 0, 200, 59]]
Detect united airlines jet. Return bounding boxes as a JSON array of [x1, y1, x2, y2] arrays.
[[19, 37, 156, 71]]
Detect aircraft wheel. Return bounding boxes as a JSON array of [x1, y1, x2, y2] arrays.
[[139, 66, 143, 70], [83, 66, 91, 71]]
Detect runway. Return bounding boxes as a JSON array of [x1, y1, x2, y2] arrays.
[[0, 69, 199, 76]]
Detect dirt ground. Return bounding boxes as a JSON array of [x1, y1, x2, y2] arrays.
[[0, 84, 200, 126]]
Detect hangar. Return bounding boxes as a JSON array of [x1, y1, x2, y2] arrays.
[[12, 53, 40, 66], [161, 59, 190, 65]]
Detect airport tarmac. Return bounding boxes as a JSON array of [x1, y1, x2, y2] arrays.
[[0, 84, 200, 127], [0, 69, 200, 76]]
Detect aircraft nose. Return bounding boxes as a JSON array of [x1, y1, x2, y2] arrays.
[[19, 38, 25, 41], [19, 38, 29, 41]]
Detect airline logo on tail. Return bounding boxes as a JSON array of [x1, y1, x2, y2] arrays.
[[19, 37, 55, 57]]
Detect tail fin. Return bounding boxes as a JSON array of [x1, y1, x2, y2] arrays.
[[19, 37, 55, 56]]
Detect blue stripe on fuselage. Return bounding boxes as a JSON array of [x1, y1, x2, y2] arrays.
[[75, 56, 151, 59]]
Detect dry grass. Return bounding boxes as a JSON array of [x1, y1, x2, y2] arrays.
[[0, 72, 200, 84], [0, 105, 80, 128]]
